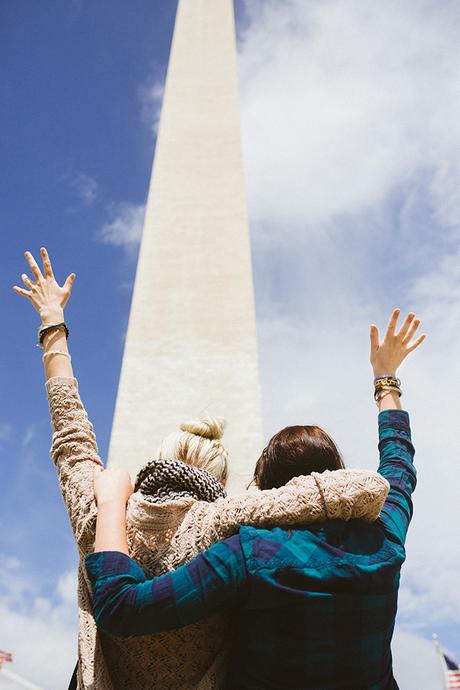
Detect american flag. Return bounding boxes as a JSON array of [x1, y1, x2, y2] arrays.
[[0, 648, 13, 668], [445, 653, 460, 690]]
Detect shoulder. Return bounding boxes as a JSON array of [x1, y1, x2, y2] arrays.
[[238, 525, 298, 567]]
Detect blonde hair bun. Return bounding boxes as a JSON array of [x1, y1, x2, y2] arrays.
[[180, 416, 226, 440]]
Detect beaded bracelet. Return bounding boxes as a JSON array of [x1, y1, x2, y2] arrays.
[[42, 350, 72, 362]]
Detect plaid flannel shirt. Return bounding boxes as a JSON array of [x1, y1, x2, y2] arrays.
[[86, 410, 415, 690]]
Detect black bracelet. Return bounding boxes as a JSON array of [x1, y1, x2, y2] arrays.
[[37, 322, 69, 349]]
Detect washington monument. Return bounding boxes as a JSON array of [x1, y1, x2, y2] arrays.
[[107, 0, 263, 492]]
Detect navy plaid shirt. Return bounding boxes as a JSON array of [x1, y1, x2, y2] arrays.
[[86, 410, 415, 690]]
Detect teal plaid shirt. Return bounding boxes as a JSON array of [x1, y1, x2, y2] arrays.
[[86, 410, 415, 690]]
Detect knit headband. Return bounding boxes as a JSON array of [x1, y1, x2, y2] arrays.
[[134, 458, 227, 504]]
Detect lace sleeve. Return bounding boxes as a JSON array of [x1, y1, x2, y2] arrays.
[[178, 469, 389, 558], [46, 376, 104, 553]]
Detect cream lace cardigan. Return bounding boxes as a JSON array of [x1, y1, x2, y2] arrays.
[[46, 377, 389, 690]]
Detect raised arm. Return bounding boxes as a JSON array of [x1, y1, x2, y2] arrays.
[[13, 248, 103, 552], [174, 313, 426, 555], [369, 308, 425, 545]]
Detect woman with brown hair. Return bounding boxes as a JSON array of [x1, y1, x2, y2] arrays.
[[14, 248, 389, 690]]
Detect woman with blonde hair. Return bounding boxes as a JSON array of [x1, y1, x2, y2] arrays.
[[13, 248, 389, 690]]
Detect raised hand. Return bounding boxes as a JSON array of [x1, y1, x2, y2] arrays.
[[12, 248, 75, 324], [370, 309, 426, 378]]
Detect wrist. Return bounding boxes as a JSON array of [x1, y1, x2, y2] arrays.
[[373, 369, 396, 379], [96, 497, 129, 510], [40, 308, 65, 325]]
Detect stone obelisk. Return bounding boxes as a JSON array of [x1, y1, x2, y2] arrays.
[[107, 0, 263, 493]]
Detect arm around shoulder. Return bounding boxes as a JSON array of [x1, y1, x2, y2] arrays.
[[184, 468, 389, 554]]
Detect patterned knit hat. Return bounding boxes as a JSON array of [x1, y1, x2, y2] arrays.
[[134, 457, 227, 504]]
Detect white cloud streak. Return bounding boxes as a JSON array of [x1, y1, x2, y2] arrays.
[[65, 171, 98, 206], [97, 202, 146, 254], [139, 78, 165, 133], [238, 0, 460, 644], [0, 423, 12, 442], [21, 423, 37, 448]]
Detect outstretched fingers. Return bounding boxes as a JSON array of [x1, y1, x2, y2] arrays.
[[384, 308, 400, 339], [24, 251, 43, 281], [21, 273, 34, 288], [64, 273, 76, 291], [370, 324, 380, 354], [40, 247, 54, 279], [397, 312, 415, 340], [401, 317, 420, 344], [406, 333, 426, 353], [12, 285, 32, 299]]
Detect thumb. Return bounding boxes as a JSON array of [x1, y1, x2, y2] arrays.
[[370, 324, 380, 354], [64, 273, 76, 292]]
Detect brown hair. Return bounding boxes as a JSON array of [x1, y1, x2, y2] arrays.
[[253, 425, 345, 490]]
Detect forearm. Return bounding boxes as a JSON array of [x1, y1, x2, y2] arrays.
[[377, 409, 416, 545], [46, 377, 103, 551], [41, 307, 74, 380], [94, 501, 129, 555], [86, 536, 246, 637]]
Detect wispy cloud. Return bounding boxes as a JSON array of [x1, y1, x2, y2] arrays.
[[97, 202, 146, 255], [21, 423, 37, 448], [0, 423, 13, 442], [239, 0, 460, 232], [63, 170, 99, 206], [139, 78, 165, 133]]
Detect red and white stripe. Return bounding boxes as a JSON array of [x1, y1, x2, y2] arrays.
[[447, 669, 460, 690], [0, 648, 13, 666]]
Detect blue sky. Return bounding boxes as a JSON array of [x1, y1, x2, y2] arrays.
[[1, 1, 460, 688]]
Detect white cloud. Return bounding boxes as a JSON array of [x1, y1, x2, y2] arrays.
[[22, 423, 37, 448], [0, 558, 77, 689], [238, 0, 460, 231], [139, 78, 165, 133], [65, 171, 98, 205], [97, 202, 146, 254], [392, 629, 444, 690], [238, 0, 460, 646], [0, 423, 12, 442]]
